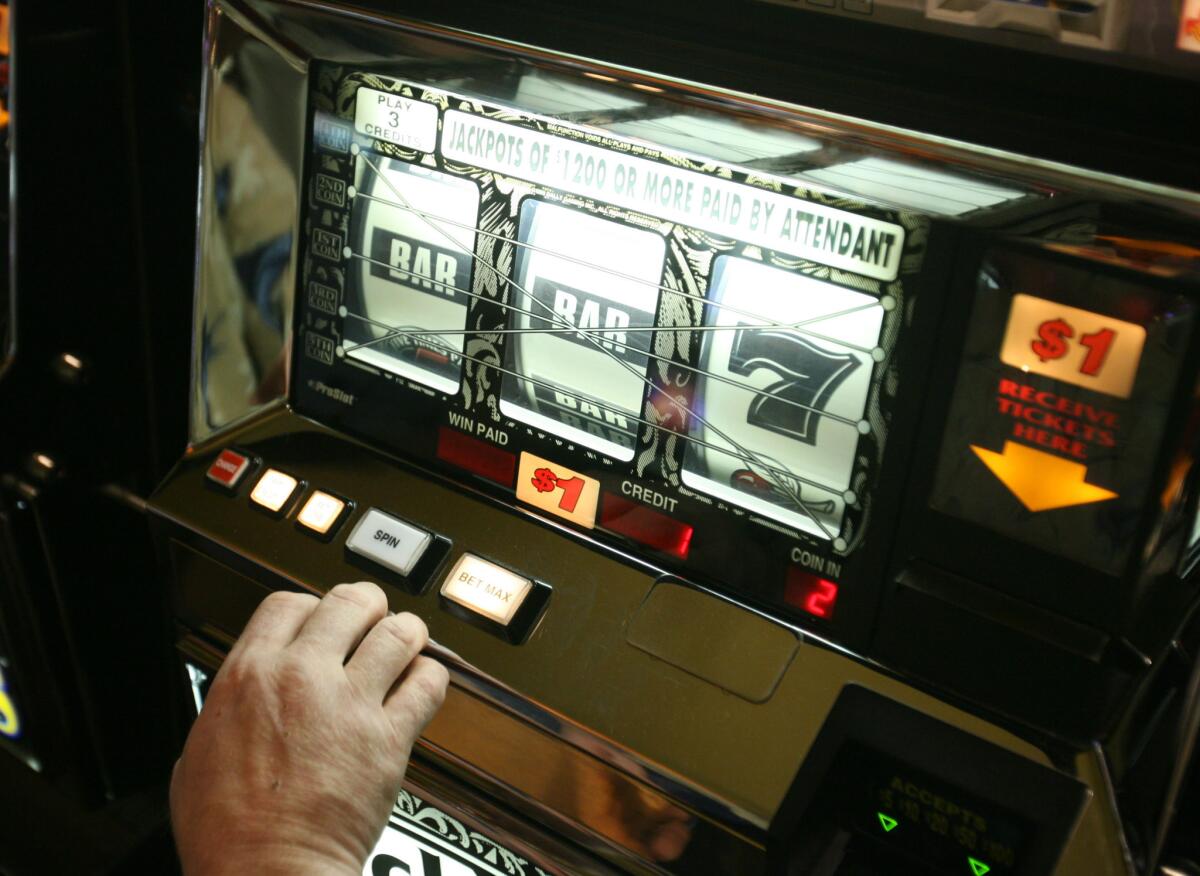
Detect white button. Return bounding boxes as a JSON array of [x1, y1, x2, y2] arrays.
[[440, 554, 532, 626], [249, 469, 299, 513], [297, 491, 347, 535], [345, 509, 432, 577]]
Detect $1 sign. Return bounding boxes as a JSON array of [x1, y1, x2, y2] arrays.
[[516, 452, 599, 527], [1031, 318, 1117, 378], [531, 466, 586, 513], [1000, 294, 1145, 400]]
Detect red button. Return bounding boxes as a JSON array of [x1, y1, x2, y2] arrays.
[[206, 449, 252, 491]]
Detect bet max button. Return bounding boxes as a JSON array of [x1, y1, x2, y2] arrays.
[[439, 554, 551, 643], [442, 555, 530, 625]]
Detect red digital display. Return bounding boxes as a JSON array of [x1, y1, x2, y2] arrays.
[[785, 568, 839, 619], [600, 493, 694, 559], [436, 427, 516, 487]]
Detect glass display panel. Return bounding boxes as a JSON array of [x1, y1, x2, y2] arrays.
[[512, 70, 645, 115], [804, 157, 1027, 217], [682, 256, 883, 539], [293, 67, 923, 638], [499, 200, 664, 461], [343, 156, 480, 394], [606, 113, 822, 165]]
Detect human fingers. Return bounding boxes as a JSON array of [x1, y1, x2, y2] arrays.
[[291, 581, 389, 659], [227, 590, 320, 660], [384, 655, 449, 741], [345, 612, 428, 702]]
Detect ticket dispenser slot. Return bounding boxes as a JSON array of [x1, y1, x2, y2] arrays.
[[885, 236, 1199, 740], [927, 244, 1190, 585]]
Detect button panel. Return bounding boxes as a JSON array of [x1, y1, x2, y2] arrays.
[[346, 509, 432, 577], [206, 448, 255, 492], [249, 469, 302, 516], [208, 450, 554, 630]]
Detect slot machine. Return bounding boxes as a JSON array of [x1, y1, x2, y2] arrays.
[[147, 1, 1200, 873]]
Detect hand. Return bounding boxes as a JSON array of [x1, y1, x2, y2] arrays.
[[170, 582, 449, 875]]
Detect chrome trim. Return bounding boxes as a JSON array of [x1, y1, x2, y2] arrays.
[[1095, 743, 1138, 876], [185, 662, 210, 716], [423, 638, 769, 836], [262, 0, 1200, 212], [191, 0, 1200, 443], [186, 0, 210, 438], [99, 483, 150, 515], [189, 0, 300, 443], [403, 760, 625, 875], [2, 0, 18, 382]]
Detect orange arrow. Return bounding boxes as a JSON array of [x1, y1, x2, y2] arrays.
[[970, 441, 1118, 512]]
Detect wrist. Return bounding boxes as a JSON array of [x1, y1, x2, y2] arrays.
[[179, 830, 364, 876]]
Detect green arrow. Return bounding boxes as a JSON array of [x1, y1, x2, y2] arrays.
[[877, 812, 898, 832], [968, 858, 991, 876]]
